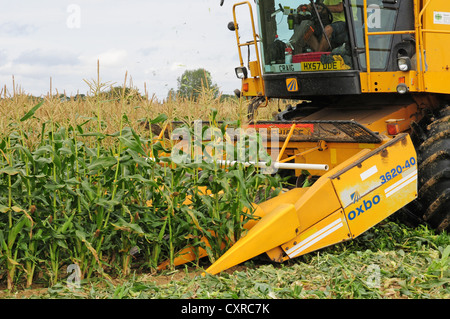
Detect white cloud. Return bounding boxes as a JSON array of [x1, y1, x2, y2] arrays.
[[14, 49, 80, 66], [0, 22, 38, 37], [0, 0, 251, 99], [80, 49, 128, 68]]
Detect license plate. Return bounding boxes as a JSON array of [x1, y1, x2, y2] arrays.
[[301, 61, 342, 71], [266, 63, 302, 73]]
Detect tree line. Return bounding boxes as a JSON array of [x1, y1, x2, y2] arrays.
[[168, 68, 237, 102]]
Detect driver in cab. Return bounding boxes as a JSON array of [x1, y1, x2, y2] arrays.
[[290, 0, 347, 53]]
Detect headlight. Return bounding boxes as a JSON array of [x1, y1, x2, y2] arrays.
[[396, 83, 409, 94], [397, 56, 411, 72], [235, 66, 248, 79]]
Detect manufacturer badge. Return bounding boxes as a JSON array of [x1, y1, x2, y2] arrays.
[[286, 78, 298, 92]]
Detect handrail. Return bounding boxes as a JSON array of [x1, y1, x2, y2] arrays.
[[362, 0, 371, 91], [419, 0, 432, 23], [232, 1, 265, 95], [362, 0, 428, 92], [366, 30, 415, 36], [414, 0, 424, 91], [421, 29, 450, 34], [418, 0, 431, 92], [232, 2, 262, 70]]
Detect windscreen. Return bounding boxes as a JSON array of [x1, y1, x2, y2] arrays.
[[257, 0, 354, 74]]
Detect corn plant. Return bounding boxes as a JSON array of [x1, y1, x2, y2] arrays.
[[0, 95, 283, 289]]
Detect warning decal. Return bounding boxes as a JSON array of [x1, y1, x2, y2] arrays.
[[434, 11, 450, 25]]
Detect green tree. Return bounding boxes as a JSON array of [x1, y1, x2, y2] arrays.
[[176, 68, 219, 100], [106, 86, 143, 101]]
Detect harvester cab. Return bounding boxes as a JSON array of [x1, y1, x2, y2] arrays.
[[245, 0, 416, 99], [159, 0, 450, 274], [231, 0, 450, 104]]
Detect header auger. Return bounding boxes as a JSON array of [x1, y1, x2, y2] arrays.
[[159, 0, 450, 275]]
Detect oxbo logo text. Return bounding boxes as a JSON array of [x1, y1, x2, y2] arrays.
[[347, 195, 381, 221]]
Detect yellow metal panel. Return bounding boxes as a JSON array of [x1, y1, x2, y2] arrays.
[[331, 134, 417, 238], [297, 103, 422, 136], [249, 61, 261, 78], [330, 148, 337, 165], [359, 143, 376, 149], [205, 203, 300, 275], [291, 142, 373, 176], [242, 77, 264, 96], [359, 71, 419, 93], [363, 103, 422, 135], [421, 0, 450, 94], [246, 188, 307, 230], [294, 180, 342, 233], [282, 209, 351, 259], [423, 72, 450, 93]]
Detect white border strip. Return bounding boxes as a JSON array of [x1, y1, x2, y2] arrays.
[[385, 170, 417, 198], [360, 165, 378, 181], [286, 219, 344, 258]]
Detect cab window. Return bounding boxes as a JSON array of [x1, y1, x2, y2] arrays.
[[258, 0, 353, 74], [350, 0, 398, 70]]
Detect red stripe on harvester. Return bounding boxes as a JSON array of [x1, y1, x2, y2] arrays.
[[250, 123, 314, 132]]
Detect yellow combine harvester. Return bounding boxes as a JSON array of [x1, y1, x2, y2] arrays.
[[160, 0, 450, 275]]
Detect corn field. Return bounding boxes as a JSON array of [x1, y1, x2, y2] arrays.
[[0, 76, 285, 290]]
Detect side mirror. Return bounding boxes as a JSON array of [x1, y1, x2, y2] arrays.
[[228, 21, 237, 31], [220, 0, 224, 6]]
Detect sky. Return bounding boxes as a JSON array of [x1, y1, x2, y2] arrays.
[[0, 0, 257, 100]]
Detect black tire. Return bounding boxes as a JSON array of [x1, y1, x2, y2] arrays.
[[404, 105, 450, 232]]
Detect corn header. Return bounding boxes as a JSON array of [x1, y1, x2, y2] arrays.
[[159, 0, 450, 274]]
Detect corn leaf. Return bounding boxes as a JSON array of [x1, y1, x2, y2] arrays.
[[20, 101, 44, 122], [111, 217, 144, 235], [7, 216, 28, 249], [118, 136, 146, 157], [149, 113, 168, 124], [0, 167, 20, 176]]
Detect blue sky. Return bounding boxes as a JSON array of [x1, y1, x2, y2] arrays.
[[0, 0, 256, 100]]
